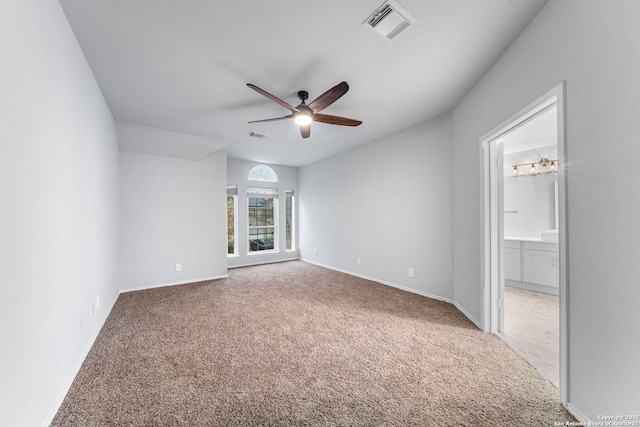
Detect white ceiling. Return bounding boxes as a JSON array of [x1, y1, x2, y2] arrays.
[[58, 0, 548, 167]]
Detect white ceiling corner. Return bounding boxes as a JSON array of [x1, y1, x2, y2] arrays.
[[115, 121, 225, 161]]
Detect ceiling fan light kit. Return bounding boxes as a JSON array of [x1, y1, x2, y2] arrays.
[[293, 91, 313, 126], [246, 82, 362, 139], [294, 112, 313, 126]]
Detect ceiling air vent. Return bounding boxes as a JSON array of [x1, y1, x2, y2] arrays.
[[248, 131, 268, 138], [363, 0, 417, 41]]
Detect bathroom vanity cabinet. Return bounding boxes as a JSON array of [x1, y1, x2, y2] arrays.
[[504, 240, 522, 282], [523, 241, 557, 288], [504, 239, 558, 294]]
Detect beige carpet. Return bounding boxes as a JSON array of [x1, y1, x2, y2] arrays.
[[52, 261, 575, 426]]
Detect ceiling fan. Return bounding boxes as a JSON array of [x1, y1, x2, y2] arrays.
[[246, 81, 362, 138]]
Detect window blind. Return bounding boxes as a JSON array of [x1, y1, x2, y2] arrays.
[[247, 187, 278, 198]]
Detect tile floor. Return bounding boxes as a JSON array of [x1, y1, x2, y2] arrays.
[[502, 286, 559, 389]]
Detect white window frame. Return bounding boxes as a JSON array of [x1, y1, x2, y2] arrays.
[[285, 190, 295, 251], [226, 186, 238, 257], [248, 165, 278, 182]]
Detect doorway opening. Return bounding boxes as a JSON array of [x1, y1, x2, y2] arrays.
[[480, 83, 568, 406]]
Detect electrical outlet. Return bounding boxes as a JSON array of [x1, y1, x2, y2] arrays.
[[408, 268, 414, 278], [356, 257, 361, 265], [313, 249, 317, 256], [176, 263, 182, 272]]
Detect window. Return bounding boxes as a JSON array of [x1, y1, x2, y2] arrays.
[[285, 190, 295, 250], [248, 165, 278, 182], [226, 186, 238, 255], [248, 187, 278, 253]]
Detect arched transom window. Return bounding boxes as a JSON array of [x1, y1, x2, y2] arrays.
[[248, 165, 278, 182]]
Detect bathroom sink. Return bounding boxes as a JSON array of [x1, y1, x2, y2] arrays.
[[540, 229, 558, 242]]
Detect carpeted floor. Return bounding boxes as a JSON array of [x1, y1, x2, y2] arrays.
[[52, 261, 576, 426]]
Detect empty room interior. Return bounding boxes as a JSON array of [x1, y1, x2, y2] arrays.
[[2, 1, 639, 425]]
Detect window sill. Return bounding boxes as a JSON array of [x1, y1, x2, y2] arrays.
[[247, 250, 280, 256]]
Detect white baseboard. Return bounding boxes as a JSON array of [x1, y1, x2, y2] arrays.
[[300, 258, 454, 304], [565, 403, 590, 424], [228, 256, 300, 269], [453, 301, 482, 329], [301, 258, 484, 329], [42, 292, 119, 427], [120, 274, 228, 293]]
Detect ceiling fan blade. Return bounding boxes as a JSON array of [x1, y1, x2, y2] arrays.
[[300, 124, 311, 138], [313, 114, 362, 127], [247, 84, 299, 112], [247, 114, 293, 124], [308, 81, 349, 113]]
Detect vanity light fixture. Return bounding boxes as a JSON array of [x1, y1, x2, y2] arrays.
[[510, 158, 559, 177]]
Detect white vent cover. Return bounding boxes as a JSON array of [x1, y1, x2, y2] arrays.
[[248, 131, 268, 138], [363, 0, 417, 41]]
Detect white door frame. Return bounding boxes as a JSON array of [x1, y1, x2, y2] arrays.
[[480, 82, 568, 405]]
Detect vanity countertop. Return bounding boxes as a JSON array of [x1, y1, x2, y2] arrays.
[[505, 230, 558, 243], [505, 236, 542, 242], [505, 230, 559, 243]]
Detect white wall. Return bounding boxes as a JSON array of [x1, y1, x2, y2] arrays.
[[227, 158, 299, 267], [119, 150, 228, 290], [299, 114, 453, 301], [452, 0, 640, 418], [0, 1, 119, 425]]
